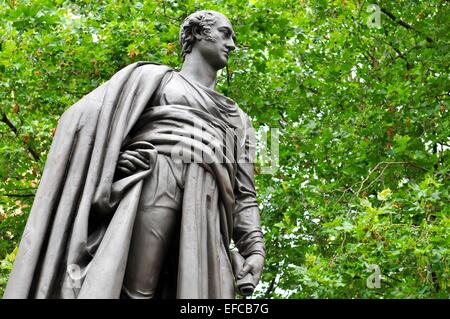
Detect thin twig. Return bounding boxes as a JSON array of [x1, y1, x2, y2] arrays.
[[1, 193, 35, 198], [1, 111, 41, 162], [364, 163, 389, 192], [264, 277, 276, 298], [355, 161, 407, 198], [379, 6, 433, 43]]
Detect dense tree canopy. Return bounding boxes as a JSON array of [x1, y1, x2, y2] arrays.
[[0, 0, 448, 298]]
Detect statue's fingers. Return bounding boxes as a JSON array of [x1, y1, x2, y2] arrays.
[[129, 156, 150, 169], [117, 161, 133, 175], [127, 150, 147, 162], [118, 159, 136, 171], [121, 153, 149, 169], [238, 263, 252, 279], [120, 153, 137, 161], [119, 166, 133, 175], [253, 269, 262, 285]]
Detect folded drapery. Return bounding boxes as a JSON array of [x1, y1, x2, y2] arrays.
[[4, 62, 264, 299]]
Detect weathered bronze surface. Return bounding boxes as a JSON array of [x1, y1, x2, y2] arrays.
[[4, 10, 264, 299]]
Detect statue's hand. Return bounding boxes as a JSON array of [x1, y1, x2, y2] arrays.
[[117, 150, 151, 175], [237, 254, 264, 285]]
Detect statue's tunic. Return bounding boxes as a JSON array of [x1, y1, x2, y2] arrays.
[[122, 71, 263, 298]]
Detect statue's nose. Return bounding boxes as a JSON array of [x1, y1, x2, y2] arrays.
[[226, 38, 236, 52]]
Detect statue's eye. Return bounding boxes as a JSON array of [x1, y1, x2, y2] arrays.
[[220, 29, 231, 38]]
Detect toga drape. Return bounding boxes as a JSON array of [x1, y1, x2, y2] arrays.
[[4, 62, 264, 299]]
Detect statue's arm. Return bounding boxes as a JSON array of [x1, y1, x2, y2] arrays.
[[232, 115, 265, 286], [233, 115, 265, 259], [233, 166, 265, 259]]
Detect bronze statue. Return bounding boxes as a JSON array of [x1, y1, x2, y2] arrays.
[[4, 10, 264, 299]]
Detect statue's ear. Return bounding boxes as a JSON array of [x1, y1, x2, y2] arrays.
[[192, 25, 203, 41]]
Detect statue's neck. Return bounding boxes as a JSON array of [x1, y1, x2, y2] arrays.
[[179, 52, 218, 90]]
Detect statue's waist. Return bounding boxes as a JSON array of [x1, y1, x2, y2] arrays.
[[126, 105, 240, 166]]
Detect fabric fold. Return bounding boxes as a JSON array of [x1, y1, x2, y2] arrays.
[[4, 62, 170, 299], [4, 62, 264, 300]]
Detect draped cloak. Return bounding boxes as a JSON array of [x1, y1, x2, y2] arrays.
[[4, 62, 263, 299]]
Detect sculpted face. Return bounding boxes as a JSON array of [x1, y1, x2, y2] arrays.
[[194, 13, 236, 70]]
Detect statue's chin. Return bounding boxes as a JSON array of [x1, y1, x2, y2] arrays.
[[214, 61, 228, 71], [209, 56, 228, 71]]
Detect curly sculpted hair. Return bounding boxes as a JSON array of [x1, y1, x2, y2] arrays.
[[179, 10, 223, 60]]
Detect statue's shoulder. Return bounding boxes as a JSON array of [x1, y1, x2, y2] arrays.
[[59, 62, 172, 122], [109, 62, 172, 84], [135, 62, 173, 77]]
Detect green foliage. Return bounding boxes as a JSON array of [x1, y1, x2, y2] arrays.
[[0, 0, 448, 298]]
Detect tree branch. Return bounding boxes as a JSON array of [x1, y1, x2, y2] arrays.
[[1, 111, 18, 135], [356, 161, 407, 198], [1, 193, 35, 198], [382, 39, 413, 70], [264, 277, 276, 298], [379, 6, 433, 43], [1, 111, 41, 162]]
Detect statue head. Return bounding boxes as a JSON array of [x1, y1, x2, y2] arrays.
[[179, 10, 236, 70]]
